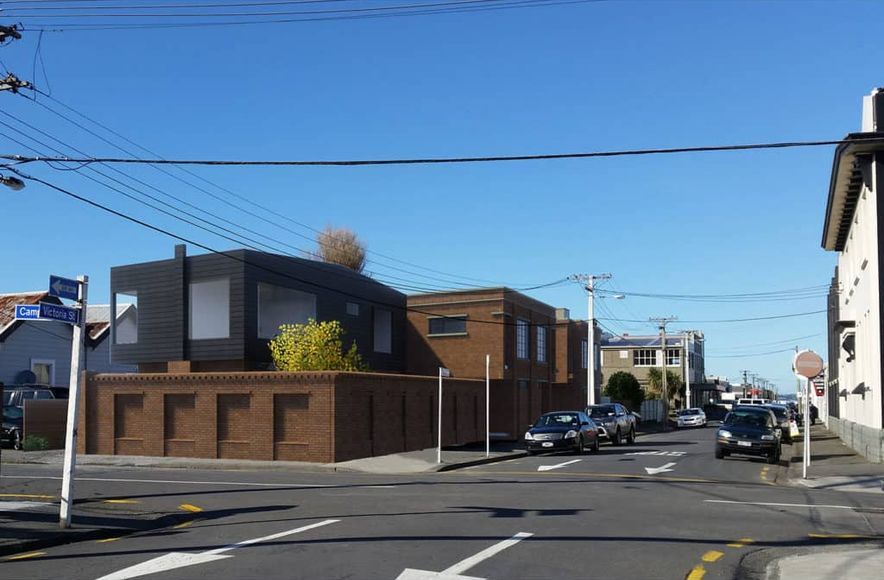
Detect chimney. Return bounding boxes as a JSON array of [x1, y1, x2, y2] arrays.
[[174, 244, 187, 259], [861, 87, 884, 132]]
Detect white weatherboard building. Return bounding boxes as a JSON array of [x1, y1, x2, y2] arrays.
[[821, 87, 884, 462]]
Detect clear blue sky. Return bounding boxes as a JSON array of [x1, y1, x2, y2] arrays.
[[1, 0, 881, 392]]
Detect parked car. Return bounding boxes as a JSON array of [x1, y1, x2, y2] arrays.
[[4, 385, 56, 408], [524, 411, 600, 455], [1, 405, 24, 450], [736, 398, 769, 406], [676, 408, 707, 428], [586, 403, 637, 445], [715, 406, 782, 464], [762, 404, 793, 443]]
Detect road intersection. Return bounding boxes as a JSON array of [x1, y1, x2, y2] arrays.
[[2, 427, 882, 579]]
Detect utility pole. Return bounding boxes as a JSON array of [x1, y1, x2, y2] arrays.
[[571, 273, 611, 407], [650, 316, 677, 426], [740, 370, 750, 397]]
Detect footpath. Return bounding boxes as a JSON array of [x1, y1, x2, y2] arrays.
[[742, 422, 884, 580]]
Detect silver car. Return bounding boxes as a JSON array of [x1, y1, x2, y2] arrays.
[[676, 408, 707, 428]]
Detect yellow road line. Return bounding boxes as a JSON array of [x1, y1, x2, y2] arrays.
[[686, 564, 706, 580], [5, 551, 46, 561], [809, 533, 880, 540], [727, 538, 755, 548], [178, 503, 203, 513], [701, 550, 724, 563], [174, 520, 195, 529], [0, 493, 55, 500], [103, 499, 141, 504], [96, 537, 122, 543]]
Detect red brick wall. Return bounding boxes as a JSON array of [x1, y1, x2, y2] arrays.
[[80, 371, 484, 463]]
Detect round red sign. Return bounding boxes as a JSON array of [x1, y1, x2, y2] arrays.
[[794, 350, 824, 379]]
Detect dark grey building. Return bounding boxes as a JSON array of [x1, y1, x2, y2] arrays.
[[110, 246, 406, 373]]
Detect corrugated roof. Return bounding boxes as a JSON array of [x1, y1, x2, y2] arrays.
[[0, 291, 50, 336], [86, 303, 133, 341]]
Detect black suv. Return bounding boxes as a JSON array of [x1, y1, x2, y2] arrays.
[[715, 406, 781, 464]]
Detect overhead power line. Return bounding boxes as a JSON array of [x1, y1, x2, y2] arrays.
[[1, 165, 568, 328], [6, 135, 884, 168], [597, 310, 827, 324], [706, 347, 799, 359]]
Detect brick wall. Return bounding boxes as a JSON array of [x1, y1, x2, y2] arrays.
[[79, 371, 484, 463]]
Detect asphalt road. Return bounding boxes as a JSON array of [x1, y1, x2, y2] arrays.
[[2, 427, 883, 580]]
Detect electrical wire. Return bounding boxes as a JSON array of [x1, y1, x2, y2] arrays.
[[7, 135, 884, 168], [706, 347, 798, 359], [22, 90, 548, 289], [597, 310, 827, 324], [1, 165, 569, 329]]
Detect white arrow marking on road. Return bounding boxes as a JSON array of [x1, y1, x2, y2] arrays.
[[644, 462, 677, 475], [94, 519, 339, 580], [396, 532, 533, 580], [537, 459, 581, 472]]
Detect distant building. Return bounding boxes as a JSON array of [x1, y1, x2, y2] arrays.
[[821, 87, 884, 462], [600, 332, 706, 406]]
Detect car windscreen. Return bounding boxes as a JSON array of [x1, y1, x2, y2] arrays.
[[765, 407, 787, 419], [724, 410, 770, 428], [535, 414, 580, 428], [678, 409, 700, 416], [3, 405, 23, 420], [588, 406, 615, 418], [1, 392, 11, 406]]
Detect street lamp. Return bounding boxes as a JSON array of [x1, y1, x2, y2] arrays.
[[0, 174, 25, 190]]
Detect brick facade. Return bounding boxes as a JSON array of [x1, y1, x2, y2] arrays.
[[79, 371, 484, 463]]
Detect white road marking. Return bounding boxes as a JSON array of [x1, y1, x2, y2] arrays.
[[537, 460, 581, 472], [3, 475, 333, 488], [95, 519, 339, 580], [0, 501, 54, 512], [704, 500, 871, 510], [396, 532, 533, 580], [625, 451, 686, 456], [644, 462, 677, 475]]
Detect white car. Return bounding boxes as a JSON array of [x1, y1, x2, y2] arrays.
[[676, 408, 707, 428]]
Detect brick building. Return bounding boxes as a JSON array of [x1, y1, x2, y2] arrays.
[[406, 288, 585, 439]]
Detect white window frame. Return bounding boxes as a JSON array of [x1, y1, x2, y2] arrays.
[[666, 348, 681, 366], [516, 319, 530, 360], [30, 358, 56, 385], [633, 349, 657, 367]]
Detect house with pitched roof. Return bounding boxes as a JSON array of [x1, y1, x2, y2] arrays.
[[0, 291, 135, 387]]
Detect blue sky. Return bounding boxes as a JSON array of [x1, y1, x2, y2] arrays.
[[1, 0, 880, 391]]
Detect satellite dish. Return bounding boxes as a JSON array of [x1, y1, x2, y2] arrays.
[[14, 369, 37, 384]]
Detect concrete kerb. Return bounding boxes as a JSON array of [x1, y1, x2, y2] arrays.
[[435, 450, 529, 472], [735, 541, 884, 580]]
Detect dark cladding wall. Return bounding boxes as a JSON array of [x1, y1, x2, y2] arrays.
[[79, 371, 484, 463], [110, 248, 407, 373]]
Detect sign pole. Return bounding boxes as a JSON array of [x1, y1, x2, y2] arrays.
[[60, 275, 87, 529], [437, 367, 443, 464], [485, 355, 490, 458]]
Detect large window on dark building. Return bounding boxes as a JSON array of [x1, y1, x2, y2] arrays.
[[536, 326, 547, 362], [258, 283, 316, 339], [428, 315, 467, 336], [374, 308, 392, 353], [189, 279, 230, 340], [516, 319, 529, 359]]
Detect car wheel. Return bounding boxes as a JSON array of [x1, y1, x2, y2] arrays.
[[714, 447, 724, 460], [527, 450, 537, 456], [593, 436, 600, 453], [612, 429, 621, 446], [13, 429, 23, 451], [627, 427, 636, 444], [575, 436, 584, 455]]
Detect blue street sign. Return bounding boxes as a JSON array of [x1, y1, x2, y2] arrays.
[[48, 275, 80, 301], [39, 302, 80, 325], [14, 304, 41, 320]]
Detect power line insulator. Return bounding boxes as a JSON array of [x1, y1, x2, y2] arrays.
[[0, 24, 22, 44], [0, 73, 32, 93]]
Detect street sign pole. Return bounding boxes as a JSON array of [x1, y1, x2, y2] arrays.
[[60, 275, 87, 529], [437, 367, 450, 464], [793, 349, 823, 481], [485, 355, 490, 458]]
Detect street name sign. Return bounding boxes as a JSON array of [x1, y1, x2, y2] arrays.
[[49, 275, 80, 301], [14, 304, 41, 320], [39, 302, 80, 325]]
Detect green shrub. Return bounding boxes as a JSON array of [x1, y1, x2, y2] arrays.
[[22, 435, 50, 452]]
